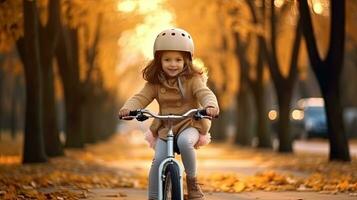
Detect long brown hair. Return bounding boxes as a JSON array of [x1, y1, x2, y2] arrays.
[[142, 51, 206, 84]]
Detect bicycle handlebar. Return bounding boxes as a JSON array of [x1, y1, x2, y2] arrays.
[[119, 109, 214, 121]]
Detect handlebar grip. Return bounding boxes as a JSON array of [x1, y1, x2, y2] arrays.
[[129, 110, 138, 116], [120, 116, 134, 120], [119, 110, 138, 120], [198, 109, 218, 118], [198, 109, 207, 116]]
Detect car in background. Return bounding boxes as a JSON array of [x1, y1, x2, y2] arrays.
[[268, 98, 328, 139], [294, 98, 327, 138], [268, 98, 357, 139], [344, 107, 357, 138]]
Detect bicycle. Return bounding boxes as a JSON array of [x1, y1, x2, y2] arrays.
[[119, 108, 212, 200]]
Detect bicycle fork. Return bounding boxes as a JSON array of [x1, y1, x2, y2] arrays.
[[157, 126, 184, 200]]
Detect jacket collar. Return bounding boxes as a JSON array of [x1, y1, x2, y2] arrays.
[[158, 71, 186, 99]]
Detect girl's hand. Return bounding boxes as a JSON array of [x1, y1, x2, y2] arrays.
[[118, 108, 130, 118], [205, 107, 219, 118]]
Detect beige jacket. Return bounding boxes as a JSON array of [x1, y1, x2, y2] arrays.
[[121, 74, 219, 139]]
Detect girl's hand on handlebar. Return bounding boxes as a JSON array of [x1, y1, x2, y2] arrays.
[[118, 108, 130, 118], [205, 107, 219, 118]]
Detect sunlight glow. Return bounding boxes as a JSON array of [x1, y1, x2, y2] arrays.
[[312, 1, 323, 14], [116, 0, 175, 74], [137, 1, 160, 13], [274, 0, 285, 8], [311, 0, 329, 16], [291, 109, 304, 120], [268, 110, 278, 121], [193, 58, 205, 72], [117, 0, 136, 12], [116, 0, 207, 82]]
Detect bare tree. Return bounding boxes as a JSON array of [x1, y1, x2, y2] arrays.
[[233, 0, 273, 148], [56, 25, 84, 148], [234, 33, 254, 146], [17, 0, 47, 163], [299, 0, 350, 161], [39, 0, 63, 157], [263, 1, 303, 152], [56, 12, 104, 147]]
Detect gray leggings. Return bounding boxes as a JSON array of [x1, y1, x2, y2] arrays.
[[148, 127, 199, 199]]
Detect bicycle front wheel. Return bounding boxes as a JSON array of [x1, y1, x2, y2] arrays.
[[162, 163, 181, 200]]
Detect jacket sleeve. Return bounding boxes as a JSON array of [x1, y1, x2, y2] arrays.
[[191, 76, 219, 109], [121, 82, 156, 110]]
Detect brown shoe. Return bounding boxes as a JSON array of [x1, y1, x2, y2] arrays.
[[186, 176, 205, 200]]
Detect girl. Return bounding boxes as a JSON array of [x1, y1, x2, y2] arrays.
[[118, 28, 219, 200]]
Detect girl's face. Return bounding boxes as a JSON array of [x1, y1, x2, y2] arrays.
[[161, 51, 185, 78]]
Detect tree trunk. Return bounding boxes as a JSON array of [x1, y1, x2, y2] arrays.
[[323, 82, 349, 160], [241, 1, 272, 149], [56, 26, 84, 148], [253, 38, 272, 148], [99, 93, 117, 140], [210, 109, 228, 141], [274, 24, 301, 152], [18, 0, 47, 163], [38, 0, 63, 157], [10, 76, 20, 139], [207, 83, 225, 141], [40, 36, 62, 156], [41, 58, 63, 156], [299, 0, 350, 161], [252, 81, 271, 148], [83, 96, 96, 143], [234, 33, 253, 146], [0, 57, 4, 138], [82, 14, 103, 144], [262, 1, 302, 152], [235, 83, 253, 146], [210, 108, 226, 141], [276, 91, 293, 152], [233, 33, 258, 146]]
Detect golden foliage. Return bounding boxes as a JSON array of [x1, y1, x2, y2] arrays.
[[195, 144, 357, 194], [0, 155, 20, 165], [0, 0, 23, 52], [61, 0, 143, 92], [200, 171, 298, 193], [199, 168, 357, 193], [168, 0, 239, 108], [0, 156, 146, 199], [0, 0, 51, 51]]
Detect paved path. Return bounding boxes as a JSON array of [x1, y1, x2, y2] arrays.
[[83, 137, 357, 199], [84, 188, 357, 200], [294, 139, 357, 157]]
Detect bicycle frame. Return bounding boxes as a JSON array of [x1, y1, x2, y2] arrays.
[[120, 109, 211, 200], [157, 120, 184, 200]]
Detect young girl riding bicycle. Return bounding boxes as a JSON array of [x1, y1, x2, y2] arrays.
[[118, 28, 219, 200]]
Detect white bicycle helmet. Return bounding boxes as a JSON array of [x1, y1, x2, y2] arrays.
[[153, 28, 194, 58]]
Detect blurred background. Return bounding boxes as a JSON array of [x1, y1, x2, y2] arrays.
[[0, 0, 356, 163]]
